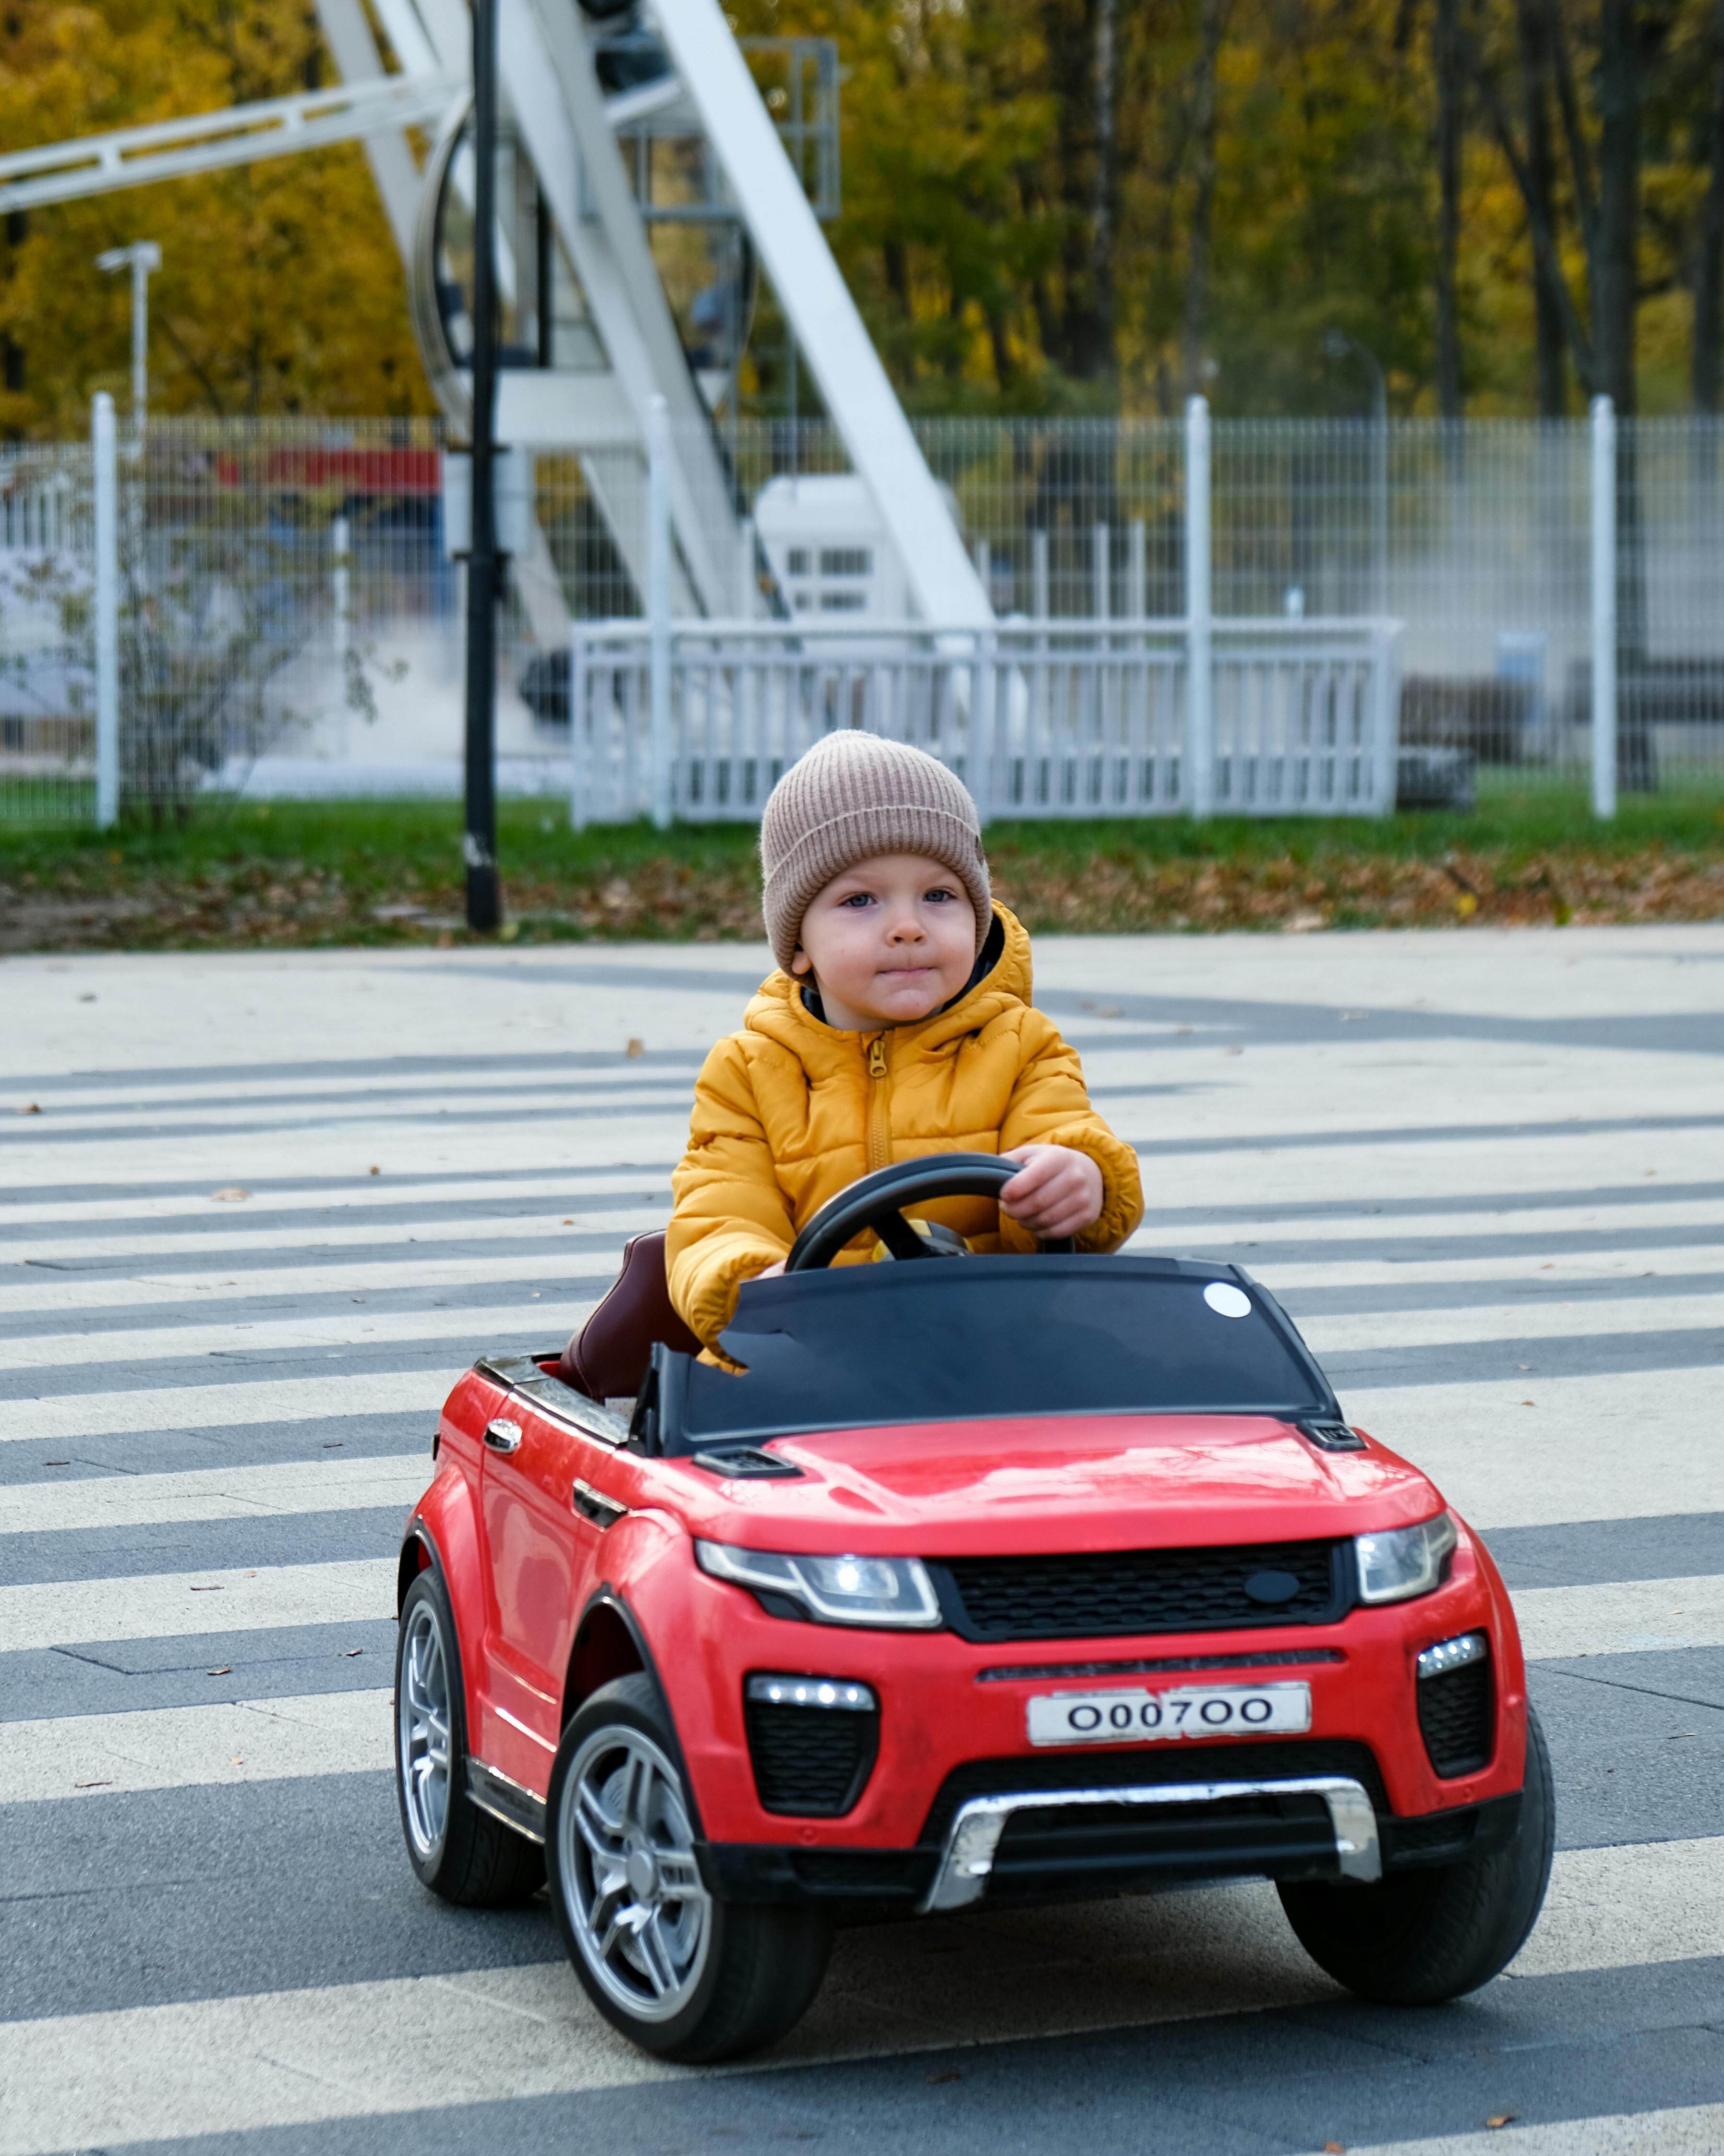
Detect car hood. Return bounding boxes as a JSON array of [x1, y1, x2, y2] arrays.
[[662, 1414, 1445, 1556]]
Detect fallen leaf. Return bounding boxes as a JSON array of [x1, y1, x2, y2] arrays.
[[344, 1647, 364, 1658], [73, 1779, 115, 1790], [1455, 892, 1478, 917], [626, 1037, 645, 1058], [15, 1102, 41, 1115], [562, 1217, 574, 1225], [926, 2071, 964, 2085], [436, 931, 454, 948], [211, 1186, 251, 1203], [369, 1164, 380, 1175], [206, 1665, 231, 1676], [1486, 2117, 1516, 2131], [1522, 1400, 1536, 1407], [1325, 2143, 1346, 2153], [229, 1755, 245, 1767]]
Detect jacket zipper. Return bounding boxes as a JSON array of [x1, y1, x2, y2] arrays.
[[866, 1033, 891, 1173]]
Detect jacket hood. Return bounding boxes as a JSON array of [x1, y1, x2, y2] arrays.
[[740, 903, 1033, 1076]]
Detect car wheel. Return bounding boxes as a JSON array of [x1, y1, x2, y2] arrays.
[[395, 1566, 544, 1906], [1278, 1705, 1555, 2006], [546, 1673, 831, 2062]]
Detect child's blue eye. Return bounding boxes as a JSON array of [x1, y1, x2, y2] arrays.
[[840, 892, 874, 908], [925, 887, 957, 903]]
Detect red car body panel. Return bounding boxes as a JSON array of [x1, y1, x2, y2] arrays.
[[406, 1366, 1530, 1854]]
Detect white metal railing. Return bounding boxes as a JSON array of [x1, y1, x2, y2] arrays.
[[567, 613, 1403, 827]]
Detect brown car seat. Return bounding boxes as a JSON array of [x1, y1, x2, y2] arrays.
[[555, 1230, 702, 1401]]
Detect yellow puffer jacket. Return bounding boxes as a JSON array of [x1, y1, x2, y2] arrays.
[[666, 905, 1144, 1348]]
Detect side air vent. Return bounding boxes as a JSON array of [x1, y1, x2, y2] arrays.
[[1417, 1639, 1494, 1778], [744, 1674, 879, 1816]]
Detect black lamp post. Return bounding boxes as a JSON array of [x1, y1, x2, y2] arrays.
[[463, 0, 502, 933]]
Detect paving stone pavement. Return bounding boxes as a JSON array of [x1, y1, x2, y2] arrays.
[[3, 925, 1723, 2155]]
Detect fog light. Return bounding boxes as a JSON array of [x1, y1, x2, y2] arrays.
[[746, 1673, 877, 1711], [1416, 1631, 1487, 1681]]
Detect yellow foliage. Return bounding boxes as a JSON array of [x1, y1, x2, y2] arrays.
[[0, 3, 434, 434]]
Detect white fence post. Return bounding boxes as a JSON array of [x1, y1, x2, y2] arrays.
[[646, 395, 673, 830], [92, 391, 119, 831], [970, 626, 996, 828], [331, 514, 351, 762], [567, 624, 587, 831], [1185, 395, 1214, 821], [1092, 522, 1109, 621], [1128, 518, 1146, 619], [1590, 393, 1617, 821]]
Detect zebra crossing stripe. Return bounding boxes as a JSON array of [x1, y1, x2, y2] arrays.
[[4, 1371, 453, 1442], [0, 1560, 394, 1653], [0, 1689, 393, 1804], [0, 1457, 432, 1536], [2, 1837, 1722, 2154]]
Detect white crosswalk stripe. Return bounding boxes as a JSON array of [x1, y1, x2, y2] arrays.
[[0, 1455, 430, 1536], [5, 930, 1723, 2154], [1, 1559, 395, 1652], [2, 1835, 1721, 2154]]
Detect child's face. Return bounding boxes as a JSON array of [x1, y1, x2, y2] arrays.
[[791, 852, 978, 1030]]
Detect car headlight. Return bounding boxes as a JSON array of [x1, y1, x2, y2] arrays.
[[695, 1540, 943, 1628], [1354, 1512, 1456, 1604]]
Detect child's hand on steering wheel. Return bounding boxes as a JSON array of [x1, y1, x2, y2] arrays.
[[999, 1144, 1104, 1241]]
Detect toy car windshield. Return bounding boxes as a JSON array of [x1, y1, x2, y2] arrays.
[[652, 1255, 1338, 1450]]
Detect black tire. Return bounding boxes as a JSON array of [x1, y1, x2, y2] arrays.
[[1278, 1706, 1555, 2006], [395, 1566, 544, 1907], [546, 1673, 831, 2062]]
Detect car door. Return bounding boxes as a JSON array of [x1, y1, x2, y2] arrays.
[[475, 1403, 606, 1793]]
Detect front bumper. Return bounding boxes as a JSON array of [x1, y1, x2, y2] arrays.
[[699, 1778, 1524, 1912]]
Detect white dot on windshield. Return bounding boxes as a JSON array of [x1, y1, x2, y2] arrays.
[[1203, 1282, 1252, 1319]]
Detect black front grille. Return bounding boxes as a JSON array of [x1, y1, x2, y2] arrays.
[[919, 1738, 1388, 1850], [1418, 1657, 1494, 1778], [935, 1539, 1349, 1642], [745, 1699, 879, 1817]]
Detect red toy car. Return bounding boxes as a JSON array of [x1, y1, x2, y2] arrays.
[[393, 1156, 1553, 2063]]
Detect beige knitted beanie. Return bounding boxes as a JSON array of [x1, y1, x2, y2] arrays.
[[760, 731, 991, 975]]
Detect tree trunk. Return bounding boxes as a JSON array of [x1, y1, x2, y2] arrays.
[[1072, 0, 1120, 379], [1594, 0, 1640, 416], [1693, 0, 1724, 411], [1520, 1, 1567, 412], [1182, 0, 1229, 397], [1433, 0, 1465, 417]]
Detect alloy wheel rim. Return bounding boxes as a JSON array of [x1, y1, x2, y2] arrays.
[[399, 1602, 452, 1859], [559, 1725, 711, 2023]]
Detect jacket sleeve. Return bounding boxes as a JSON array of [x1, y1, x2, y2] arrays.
[[995, 1015, 1145, 1252], [666, 1037, 799, 1348]]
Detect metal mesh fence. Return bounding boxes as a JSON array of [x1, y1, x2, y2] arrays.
[[0, 440, 96, 824], [4, 410, 1721, 824]]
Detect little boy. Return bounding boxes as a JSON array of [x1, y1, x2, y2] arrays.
[[666, 730, 1144, 1349]]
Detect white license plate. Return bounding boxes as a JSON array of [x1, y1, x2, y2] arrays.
[[1025, 1681, 1312, 1747]]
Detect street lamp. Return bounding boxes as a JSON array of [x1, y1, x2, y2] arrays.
[[95, 241, 160, 437], [1324, 328, 1387, 618], [462, 0, 501, 933]]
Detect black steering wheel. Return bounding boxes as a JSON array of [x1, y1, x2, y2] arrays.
[[785, 1153, 1075, 1272]]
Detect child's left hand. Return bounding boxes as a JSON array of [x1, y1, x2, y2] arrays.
[[999, 1144, 1104, 1240]]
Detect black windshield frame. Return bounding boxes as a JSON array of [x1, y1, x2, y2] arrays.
[[640, 1255, 1339, 1453]]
